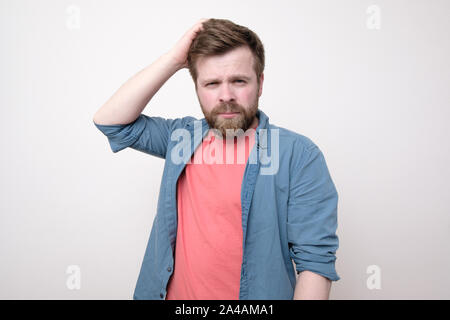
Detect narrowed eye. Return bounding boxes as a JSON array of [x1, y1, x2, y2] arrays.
[[206, 80, 245, 86]]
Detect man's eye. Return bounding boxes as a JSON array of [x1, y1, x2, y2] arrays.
[[206, 80, 245, 86]]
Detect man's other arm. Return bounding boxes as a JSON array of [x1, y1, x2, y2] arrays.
[[287, 142, 340, 300], [293, 270, 331, 300]]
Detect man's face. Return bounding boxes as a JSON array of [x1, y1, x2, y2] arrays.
[[195, 46, 264, 138]]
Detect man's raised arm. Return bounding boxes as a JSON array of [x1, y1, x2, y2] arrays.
[[93, 19, 208, 126]]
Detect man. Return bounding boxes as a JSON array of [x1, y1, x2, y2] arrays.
[[93, 18, 340, 300]]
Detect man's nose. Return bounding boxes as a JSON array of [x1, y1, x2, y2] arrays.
[[219, 83, 236, 102]]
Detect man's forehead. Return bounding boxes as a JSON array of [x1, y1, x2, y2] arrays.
[[196, 47, 255, 79]]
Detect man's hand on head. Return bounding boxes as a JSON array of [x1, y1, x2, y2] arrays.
[[167, 18, 209, 71]]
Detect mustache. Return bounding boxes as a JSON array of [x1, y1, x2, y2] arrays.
[[211, 102, 244, 115]]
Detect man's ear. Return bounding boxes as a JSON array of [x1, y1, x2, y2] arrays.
[[258, 72, 264, 97]]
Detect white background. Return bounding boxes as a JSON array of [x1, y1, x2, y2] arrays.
[[1, 0, 449, 299]]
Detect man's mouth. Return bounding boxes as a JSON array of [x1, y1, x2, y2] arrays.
[[218, 112, 240, 118]]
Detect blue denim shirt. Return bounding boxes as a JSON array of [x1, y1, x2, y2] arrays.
[[93, 109, 340, 300]]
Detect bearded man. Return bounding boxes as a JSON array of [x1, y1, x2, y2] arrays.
[[93, 18, 340, 300]]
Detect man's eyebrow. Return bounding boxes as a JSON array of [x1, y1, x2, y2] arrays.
[[201, 75, 252, 84]]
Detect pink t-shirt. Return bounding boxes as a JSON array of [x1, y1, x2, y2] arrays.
[[166, 123, 257, 300]]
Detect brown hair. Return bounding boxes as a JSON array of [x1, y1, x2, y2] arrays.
[[187, 18, 265, 88]]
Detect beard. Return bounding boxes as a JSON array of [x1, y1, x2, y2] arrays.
[[201, 93, 259, 139]]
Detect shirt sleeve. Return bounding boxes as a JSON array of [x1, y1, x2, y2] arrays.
[[93, 114, 194, 158], [287, 142, 340, 281]]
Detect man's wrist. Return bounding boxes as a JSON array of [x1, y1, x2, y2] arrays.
[[162, 51, 185, 73]]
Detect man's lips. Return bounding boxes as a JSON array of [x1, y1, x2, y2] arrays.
[[218, 112, 240, 118]]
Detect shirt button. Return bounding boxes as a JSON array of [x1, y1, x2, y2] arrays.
[[160, 293, 164, 298], [167, 267, 172, 272]]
